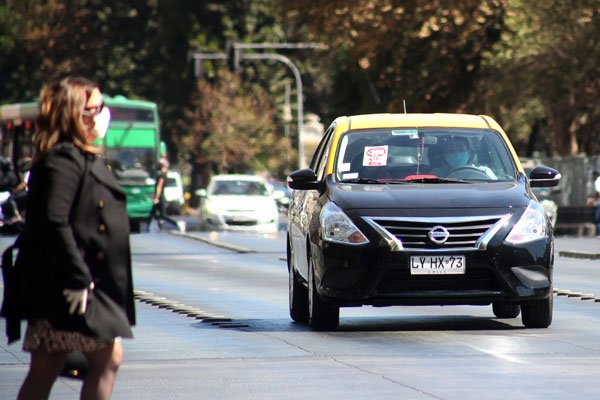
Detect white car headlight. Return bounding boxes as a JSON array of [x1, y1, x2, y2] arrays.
[[505, 200, 548, 244], [320, 202, 369, 245], [204, 199, 221, 215]]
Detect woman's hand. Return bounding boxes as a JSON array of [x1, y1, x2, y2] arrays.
[[63, 282, 95, 315]]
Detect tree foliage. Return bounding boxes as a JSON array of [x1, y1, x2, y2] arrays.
[[278, 0, 507, 116], [0, 0, 598, 166], [277, 0, 599, 156], [480, 0, 600, 155], [182, 70, 290, 175]]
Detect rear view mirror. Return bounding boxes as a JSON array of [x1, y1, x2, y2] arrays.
[[529, 166, 561, 187], [287, 168, 321, 190]]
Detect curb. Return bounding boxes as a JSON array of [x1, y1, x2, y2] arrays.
[[168, 230, 256, 254], [558, 251, 600, 260]]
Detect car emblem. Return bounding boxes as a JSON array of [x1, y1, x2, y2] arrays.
[[428, 225, 450, 244]]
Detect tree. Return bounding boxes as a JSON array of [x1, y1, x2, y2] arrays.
[[479, 0, 600, 156], [181, 70, 290, 187], [277, 0, 507, 120]]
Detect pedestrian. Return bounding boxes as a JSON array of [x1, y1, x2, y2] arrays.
[[15, 76, 136, 399], [1, 157, 31, 224], [148, 158, 185, 232]]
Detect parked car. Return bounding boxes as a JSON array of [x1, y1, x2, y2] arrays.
[[198, 174, 279, 233], [163, 170, 185, 215], [287, 113, 560, 331]]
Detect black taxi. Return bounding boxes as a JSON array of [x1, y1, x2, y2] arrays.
[[287, 113, 560, 330]]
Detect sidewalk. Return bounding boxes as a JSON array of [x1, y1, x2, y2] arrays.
[[554, 235, 600, 260]]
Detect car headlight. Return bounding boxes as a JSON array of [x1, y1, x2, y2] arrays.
[[505, 200, 548, 244], [204, 199, 221, 215], [320, 202, 369, 245]]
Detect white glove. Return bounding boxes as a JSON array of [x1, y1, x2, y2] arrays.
[[63, 282, 95, 315]]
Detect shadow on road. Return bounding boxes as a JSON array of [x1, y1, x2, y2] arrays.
[[189, 315, 523, 333]]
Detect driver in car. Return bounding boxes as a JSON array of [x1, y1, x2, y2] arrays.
[[431, 136, 496, 179]]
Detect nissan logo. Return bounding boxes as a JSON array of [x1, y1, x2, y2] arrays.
[[428, 225, 450, 244]]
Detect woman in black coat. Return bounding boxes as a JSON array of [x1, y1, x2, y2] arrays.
[[17, 76, 136, 399]]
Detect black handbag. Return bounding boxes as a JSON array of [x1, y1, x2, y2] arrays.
[[60, 351, 89, 380]]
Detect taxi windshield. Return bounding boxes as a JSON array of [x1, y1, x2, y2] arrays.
[[335, 128, 517, 183]]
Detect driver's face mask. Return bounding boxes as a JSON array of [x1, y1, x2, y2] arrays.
[[445, 151, 469, 168]]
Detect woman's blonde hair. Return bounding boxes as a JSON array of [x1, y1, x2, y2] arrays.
[[33, 76, 101, 164]]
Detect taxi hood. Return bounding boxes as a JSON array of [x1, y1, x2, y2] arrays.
[[328, 179, 531, 211]]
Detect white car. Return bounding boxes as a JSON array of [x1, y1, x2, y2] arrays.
[[198, 174, 279, 233], [164, 170, 185, 215]]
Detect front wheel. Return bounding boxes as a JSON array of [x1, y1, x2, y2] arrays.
[[521, 293, 553, 328], [288, 243, 309, 323], [308, 255, 339, 331]]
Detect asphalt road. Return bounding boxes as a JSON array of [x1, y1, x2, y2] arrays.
[[1, 232, 599, 399]]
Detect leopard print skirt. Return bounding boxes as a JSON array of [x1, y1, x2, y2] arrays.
[[22, 319, 114, 353]]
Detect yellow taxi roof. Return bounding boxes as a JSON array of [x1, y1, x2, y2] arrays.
[[338, 113, 501, 131]]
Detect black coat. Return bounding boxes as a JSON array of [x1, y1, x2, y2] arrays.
[[20, 142, 135, 340]]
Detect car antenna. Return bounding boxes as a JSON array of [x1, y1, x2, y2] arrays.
[[403, 100, 407, 114]]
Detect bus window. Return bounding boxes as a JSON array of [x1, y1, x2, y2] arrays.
[[109, 107, 155, 122]]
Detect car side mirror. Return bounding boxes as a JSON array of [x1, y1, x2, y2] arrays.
[[529, 166, 561, 187], [195, 188, 207, 197], [287, 168, 321, 190]]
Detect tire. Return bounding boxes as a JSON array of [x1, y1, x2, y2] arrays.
[[521, 293, 553, 328], [289, 264, 309, 323], [288, 241, 309, 323], [308, 255, 339, 331], [492, 301, 521, 318]]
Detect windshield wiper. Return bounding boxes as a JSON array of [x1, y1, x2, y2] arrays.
[[403, 177, 471, 184]]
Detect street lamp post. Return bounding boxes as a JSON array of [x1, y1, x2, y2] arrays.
[[240, 53, 305, 168], [189, 42, 326, 169]]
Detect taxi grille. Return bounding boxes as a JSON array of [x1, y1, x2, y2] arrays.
[[364, 215, 508, 251]]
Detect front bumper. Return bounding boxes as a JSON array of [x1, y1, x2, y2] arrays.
[[313, 237, 553, 307]]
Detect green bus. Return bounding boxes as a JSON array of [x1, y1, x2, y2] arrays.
[[0, 95, 163, 232]]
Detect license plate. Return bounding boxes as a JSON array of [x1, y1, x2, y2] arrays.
[[410, 255, 466, 275]]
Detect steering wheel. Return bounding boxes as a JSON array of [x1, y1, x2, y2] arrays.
[[446, 166, 490, 179]]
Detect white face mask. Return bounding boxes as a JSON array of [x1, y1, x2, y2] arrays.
[[93, 106, 111, 139]]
